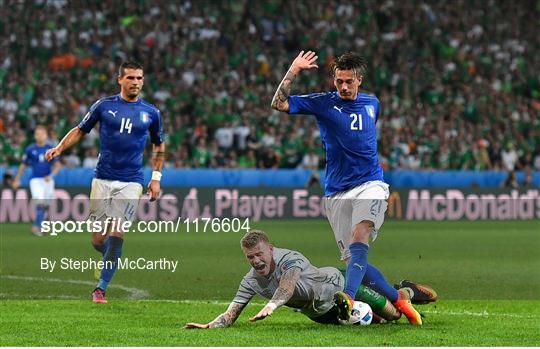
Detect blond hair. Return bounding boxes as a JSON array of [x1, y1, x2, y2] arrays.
[[240, 230, 270, 248]]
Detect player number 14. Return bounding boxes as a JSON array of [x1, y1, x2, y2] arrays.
[[350, 113, 363, 131], [120, 117, 133, 134]]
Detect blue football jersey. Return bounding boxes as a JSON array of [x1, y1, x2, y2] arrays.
[[23, 143, 58, 179], [78, 94, 164, 185], [288, 92, 384, 196]]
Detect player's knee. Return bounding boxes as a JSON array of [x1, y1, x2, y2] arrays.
[[110, 230, 125, 238], [351, 221, 373, 243], [91, 233, 107, 250]]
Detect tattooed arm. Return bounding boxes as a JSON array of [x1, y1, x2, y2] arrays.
[[249, 267, 302, 322], [151, 143, 166, 172], [270, 69, 297, 113], [185, 301, 247, 329], [147, 142, 165, 201], [270, 51, 318, 113]]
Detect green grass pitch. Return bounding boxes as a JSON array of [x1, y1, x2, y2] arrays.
[[1, 220, 539, 346]]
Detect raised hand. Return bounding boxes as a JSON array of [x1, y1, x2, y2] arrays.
[[290, 50, 318, 74], [271, 51, 319, 112]]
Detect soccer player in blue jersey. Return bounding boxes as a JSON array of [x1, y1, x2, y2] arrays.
[[271, 51, 423, 325], [13, 125, 62, 236], [45, 61, 165, 303]]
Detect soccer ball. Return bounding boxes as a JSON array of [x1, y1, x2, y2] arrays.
[[339, 301, 373, 326]]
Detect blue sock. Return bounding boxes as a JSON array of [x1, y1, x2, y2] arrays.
[[344, 242, 369, 298], [34, 205, 46, 228], [362, 263, 399, 302], [97, 236, 123, 291]]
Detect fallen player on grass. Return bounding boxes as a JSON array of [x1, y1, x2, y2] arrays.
[[185, 230, 437, 328]]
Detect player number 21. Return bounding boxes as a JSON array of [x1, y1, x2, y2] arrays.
[[120, 117, 133, 134], [350, 113, 363, 131]]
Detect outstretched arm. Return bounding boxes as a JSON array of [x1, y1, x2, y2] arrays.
[[43, 160, 63, 183], [50, 160, 62, 177], [45, 127, 84, 161], [185, 301, 247, 329], [249, 267, 302, 322], [271, 51, 318, 113], [12, 163, 26, 190]]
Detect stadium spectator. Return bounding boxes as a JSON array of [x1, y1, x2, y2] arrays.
[[501, 171, 519, 189], [215, 122, 234, 150], [82, 148, 99, 168], [246, 125, 262, 154], [300, 148, 321, 188], [534, 150, 540, 171], [234, 119, 251, 152], [501, 144, 519, 171], [259, 148, 279, 169], [238, 149, 257, 168], [62, 149, 81, 168], [192, 137, 211, 168], [523, 167, 534, 188]]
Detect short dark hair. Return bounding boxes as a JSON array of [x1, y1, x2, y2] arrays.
[[118, 61, 144, 77], [35, 125, 48, 134], [330, 52, 367, 78], [240, 230, 270, 248]]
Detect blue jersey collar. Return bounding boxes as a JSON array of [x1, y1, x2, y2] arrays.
[[118, 94, 141, 104]]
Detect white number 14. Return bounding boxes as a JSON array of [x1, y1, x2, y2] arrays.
[[120, 117, 132, 134], [350, 113, 363, 130]]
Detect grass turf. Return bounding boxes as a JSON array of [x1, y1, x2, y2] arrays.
[[1, 220, 539, 346], [0, 300, 539, 346]]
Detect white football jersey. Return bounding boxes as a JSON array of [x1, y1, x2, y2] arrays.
[[233, 247, 344, 318]]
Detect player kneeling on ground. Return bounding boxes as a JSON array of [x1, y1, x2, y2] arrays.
[[185, 230, 436, 328]]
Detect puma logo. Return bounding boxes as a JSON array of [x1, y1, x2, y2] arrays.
[[353, 263, 364, 270], [108, 110, 118, 117], [333, 106, 343, 113]]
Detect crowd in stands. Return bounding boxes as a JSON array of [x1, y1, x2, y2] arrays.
[[1, 0, 539, 173]]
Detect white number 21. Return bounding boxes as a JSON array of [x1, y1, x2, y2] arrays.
[[120, 117, 132, 134], [350, 113, 362, 131]]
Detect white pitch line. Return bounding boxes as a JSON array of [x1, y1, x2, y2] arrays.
[[422, 309, 540, 319], [140, 300, 540, 320], [1, 278, 538, 320], [144, 299, 235, 306], [0, 275, 149, 300], [0, 292, 78, 299]]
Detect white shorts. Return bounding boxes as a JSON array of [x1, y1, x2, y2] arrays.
[[29, 177, 55, 204], [324, 180, 389, 260], [89, 178, 143, 225]]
